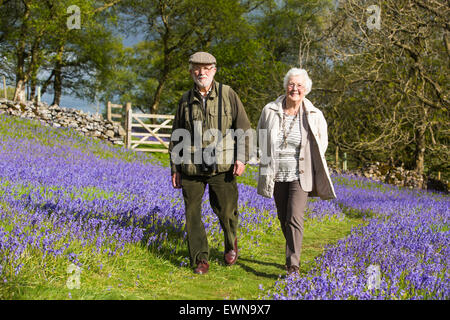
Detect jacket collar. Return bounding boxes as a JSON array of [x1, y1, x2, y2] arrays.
[[268, 95, 317, 115], [190, 81, 218, 103]]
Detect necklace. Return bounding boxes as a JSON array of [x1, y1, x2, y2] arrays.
[[281, 103, 299, 149]]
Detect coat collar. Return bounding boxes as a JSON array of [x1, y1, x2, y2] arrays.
[[268, 95, 317, 115], [189, 81, 218, 104]]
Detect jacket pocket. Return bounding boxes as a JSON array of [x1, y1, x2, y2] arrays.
[[257, 165, 275, 198], [208, 103, 233, 132], [184, 104, 202, 131]]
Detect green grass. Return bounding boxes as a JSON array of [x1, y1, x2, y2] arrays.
[[0, 187, 362, 300], [0, 86, 14, 100], [1, 214, 361, 300], [0, 116, 364, 300]]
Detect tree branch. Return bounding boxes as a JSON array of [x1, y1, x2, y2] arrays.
[[93, 0, 123, 14]]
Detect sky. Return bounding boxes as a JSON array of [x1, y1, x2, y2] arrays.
[[40, 92, 99, 114]]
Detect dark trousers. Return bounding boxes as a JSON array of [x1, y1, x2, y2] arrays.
[[181, 171, 239, 266], [273, 180, 308, 268]]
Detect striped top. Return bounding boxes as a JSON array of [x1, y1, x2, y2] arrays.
[[274, 112, 302, 182]]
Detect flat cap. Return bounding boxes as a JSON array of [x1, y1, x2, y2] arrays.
[[189, 52, 216, 65]]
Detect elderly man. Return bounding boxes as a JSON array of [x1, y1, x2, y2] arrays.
[[169, 52, 252, 274]]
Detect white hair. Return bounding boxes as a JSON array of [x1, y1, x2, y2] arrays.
[[283, 68, 312, 95]]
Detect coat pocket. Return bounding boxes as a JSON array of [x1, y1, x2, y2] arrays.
[[257, 166, 275, 198], [208, 103, 233, 132], [184, 104, 203, 131]]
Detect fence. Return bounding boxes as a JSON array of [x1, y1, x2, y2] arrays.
[[107, 101, 174, 153], [126, 110, 174, 153], [2, 76, 42, 101], [107, 101, 130, 127]]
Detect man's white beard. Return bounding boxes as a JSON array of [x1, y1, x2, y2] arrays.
[[193, 75, 213, 89]]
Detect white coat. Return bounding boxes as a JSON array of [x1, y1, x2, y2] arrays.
[[256, 95, 336, 200]]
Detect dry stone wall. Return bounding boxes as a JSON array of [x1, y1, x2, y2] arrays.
[[0, 98, 125, 145], [334, 162, 448, 193]]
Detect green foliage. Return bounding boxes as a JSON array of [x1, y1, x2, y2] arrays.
[[0, 0, 123, 104], [1, 0, 446, 177], [315, 0, 449, 177], [0, 86, 16, 100]]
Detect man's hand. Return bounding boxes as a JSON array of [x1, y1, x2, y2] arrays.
[[233, 160, 245, 176], [172, 172, 182, 188]]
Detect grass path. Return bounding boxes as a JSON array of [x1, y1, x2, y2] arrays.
[[3, 212, 361, 300]]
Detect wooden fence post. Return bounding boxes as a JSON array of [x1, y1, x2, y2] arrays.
[[125, 102, 131, 130], [107, 101, 112, 122], [126, 106, 132, 149]]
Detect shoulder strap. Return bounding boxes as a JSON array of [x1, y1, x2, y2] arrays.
[[188, 89, 194, 126], [187, 89, 195, 145], [218, 83, 223, 132]]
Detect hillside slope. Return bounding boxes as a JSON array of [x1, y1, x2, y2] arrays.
[[0, 114, 447, 300]]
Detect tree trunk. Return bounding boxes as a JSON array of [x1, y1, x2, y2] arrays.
[[13, 2, 30, 103], [40, 70, 55, 96], [52, 45, 64, 106], [149, 62, 169, 124], [52, 69, 62, 106], [30, 80, 36, 101], [414, 125, 426, 188], [29, 38, 42, 102], [13, 79, 26, 102], [13, 37, 27, 102], [150, 11, 171, 116], [150, 76, 167, 114], [414, 117, 427, 189], [335, 145, 340, 172]]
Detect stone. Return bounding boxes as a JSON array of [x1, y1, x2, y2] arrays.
[[0, 98, 128, 147], [105, 130, 115, 138]]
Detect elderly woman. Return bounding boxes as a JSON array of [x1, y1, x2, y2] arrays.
[[256, 68, 336, 275]]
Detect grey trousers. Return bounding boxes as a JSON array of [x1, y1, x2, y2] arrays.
[[273, 180, 308, 268]]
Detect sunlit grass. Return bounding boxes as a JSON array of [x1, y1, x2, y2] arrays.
[[0, 114, 365, 300]]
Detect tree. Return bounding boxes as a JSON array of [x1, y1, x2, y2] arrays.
[[0, 0, 122, 104], [316, 0, 449, 181], [114, 0, 272, 114]]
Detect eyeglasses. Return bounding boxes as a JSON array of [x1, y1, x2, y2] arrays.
[[192, 65, 216, 73], [287, 83, 305, 90]]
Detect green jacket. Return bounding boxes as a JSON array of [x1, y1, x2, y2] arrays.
[[169, 81, 252, 176]]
